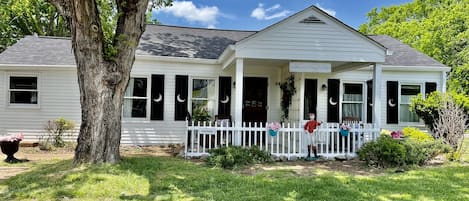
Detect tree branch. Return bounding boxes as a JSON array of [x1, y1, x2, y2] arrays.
[[46, 0, 71, 26], [113, 0, 150, 70]]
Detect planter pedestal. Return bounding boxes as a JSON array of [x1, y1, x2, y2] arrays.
[[0, 140, 20, 163]]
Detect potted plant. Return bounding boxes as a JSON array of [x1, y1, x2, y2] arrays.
[[0, 133, 24, 163], [339, 124, 351, 137], [267, 122, 281, 137], [192, 106, 211, 124]]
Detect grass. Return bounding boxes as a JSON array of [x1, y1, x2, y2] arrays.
[[1, 157, 469, 201], [461, 136, 469, 162]]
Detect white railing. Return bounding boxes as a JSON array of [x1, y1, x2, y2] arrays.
[[185, 121, 380, 160]]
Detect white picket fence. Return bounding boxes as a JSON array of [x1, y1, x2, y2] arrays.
[[185, 121, 380, 160]]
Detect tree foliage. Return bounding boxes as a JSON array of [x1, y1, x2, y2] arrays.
[[0, 0, 69, 52], [359, 0, 469, 94]]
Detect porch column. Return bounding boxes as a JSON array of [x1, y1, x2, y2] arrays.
[[234, 58, 244, 145], [441, 71, 447, 93], [372, 63, 382, 129]]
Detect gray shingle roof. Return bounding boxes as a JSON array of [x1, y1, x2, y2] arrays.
[[369, 35, 446, 67], [0, 25, 446, 69], [137, 25, 255, 59], [0, 35, 75, 65]]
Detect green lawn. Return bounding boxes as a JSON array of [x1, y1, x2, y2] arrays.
[[1, 157, 469, 201]]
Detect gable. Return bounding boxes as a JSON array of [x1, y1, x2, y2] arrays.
[[235, 6, 386, 63]]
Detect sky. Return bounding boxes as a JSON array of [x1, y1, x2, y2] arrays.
[[152, 0, 413, 31]]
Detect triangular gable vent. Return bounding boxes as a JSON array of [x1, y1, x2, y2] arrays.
[[299, 15, 325, 24]]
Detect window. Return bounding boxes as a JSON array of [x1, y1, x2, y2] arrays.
[[191, 79, 216, 118], [400, 85, 420, 122], [123, 77, 148, 118], [9, 76, 38, 105], [342, 83, 363, 121]]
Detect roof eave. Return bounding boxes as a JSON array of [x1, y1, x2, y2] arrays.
[[382, 65, 451, 72], [136, 54, 218, 64]]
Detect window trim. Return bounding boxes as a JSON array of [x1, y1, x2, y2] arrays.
[[189, 77, 218, 119], [7, 73, 41, 109], [122, 75, 150, 120], [340, 81, 366, 122], [398, 82, 423, 124]]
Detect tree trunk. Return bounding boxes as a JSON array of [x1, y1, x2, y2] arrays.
[[47, 0, 150, 164]]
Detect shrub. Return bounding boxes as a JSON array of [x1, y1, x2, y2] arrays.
[[402, 127, 434, 142], [206, 146, 272, 169], [410, 92, 469, 132], [358, 135, 450, 168], [433, 99, 468, 150], [402, 139, 451, 166], [358, 136, 406, 168], [43, 117, 75, 147]]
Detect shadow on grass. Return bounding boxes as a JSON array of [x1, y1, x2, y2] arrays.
[[116, 157, 469, 201], [1, 156, 469, 201]]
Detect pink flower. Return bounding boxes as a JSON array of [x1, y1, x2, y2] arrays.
[[340, 124, 351, 131], [0, 133, 24, 142], [268, 122, 281, 132], [391, 131, 402, 139]]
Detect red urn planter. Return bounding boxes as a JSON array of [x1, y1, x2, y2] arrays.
[[0, 140, 21, 163]]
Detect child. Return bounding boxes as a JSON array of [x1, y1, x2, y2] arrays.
[[304, 113, 321, 160]]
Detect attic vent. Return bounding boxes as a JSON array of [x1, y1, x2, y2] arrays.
[[300, 15, 325, 24]]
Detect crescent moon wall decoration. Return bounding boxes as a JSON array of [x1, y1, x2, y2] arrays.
[[177, 94, 186, 103], [220, 95, 230, 104], [153, 94, 163, 102], [329, 97, 337, 106], [388, 99, 396, 107]]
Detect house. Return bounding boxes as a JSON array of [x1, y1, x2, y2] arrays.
[[0, 5, 449, 145]]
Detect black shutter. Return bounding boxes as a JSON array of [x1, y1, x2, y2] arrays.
[[218, 76, 231, 117], [175, 75, 188, 121], [304, 79, 318, 120], [366, 80, 373, 123], [425, 82, 437, 95], [327, 79, 340, 123], [151, 74, 164, 120], [386, 81, 399, 124]]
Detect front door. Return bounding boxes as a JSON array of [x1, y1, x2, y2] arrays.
[[242, 77, 268, 123]]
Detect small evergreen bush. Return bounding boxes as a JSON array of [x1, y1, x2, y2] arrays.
[[358, 135, 450, 168], [358, 135, 406, 168], [206, 146, 272, 169]]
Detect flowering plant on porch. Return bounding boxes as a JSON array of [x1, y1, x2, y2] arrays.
[[267, 122, 281, 136], [339, 124, 351, 137]]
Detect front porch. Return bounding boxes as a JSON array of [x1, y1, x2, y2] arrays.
[[185, 121, 380, 159]]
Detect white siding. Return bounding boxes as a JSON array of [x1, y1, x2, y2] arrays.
[[0, 69, 81, 141], [125, 59, 284, 145], [0, 62, 444, 144], [236, 9, 385, 63], [300, 68, 443, 131]]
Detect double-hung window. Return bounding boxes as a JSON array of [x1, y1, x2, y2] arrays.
[[191, 78, 216, 118], [123, 77, 148, 118], [9, 76, 39, 105], [400, 84, 421, 122], [342, 83, 363, 121]]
